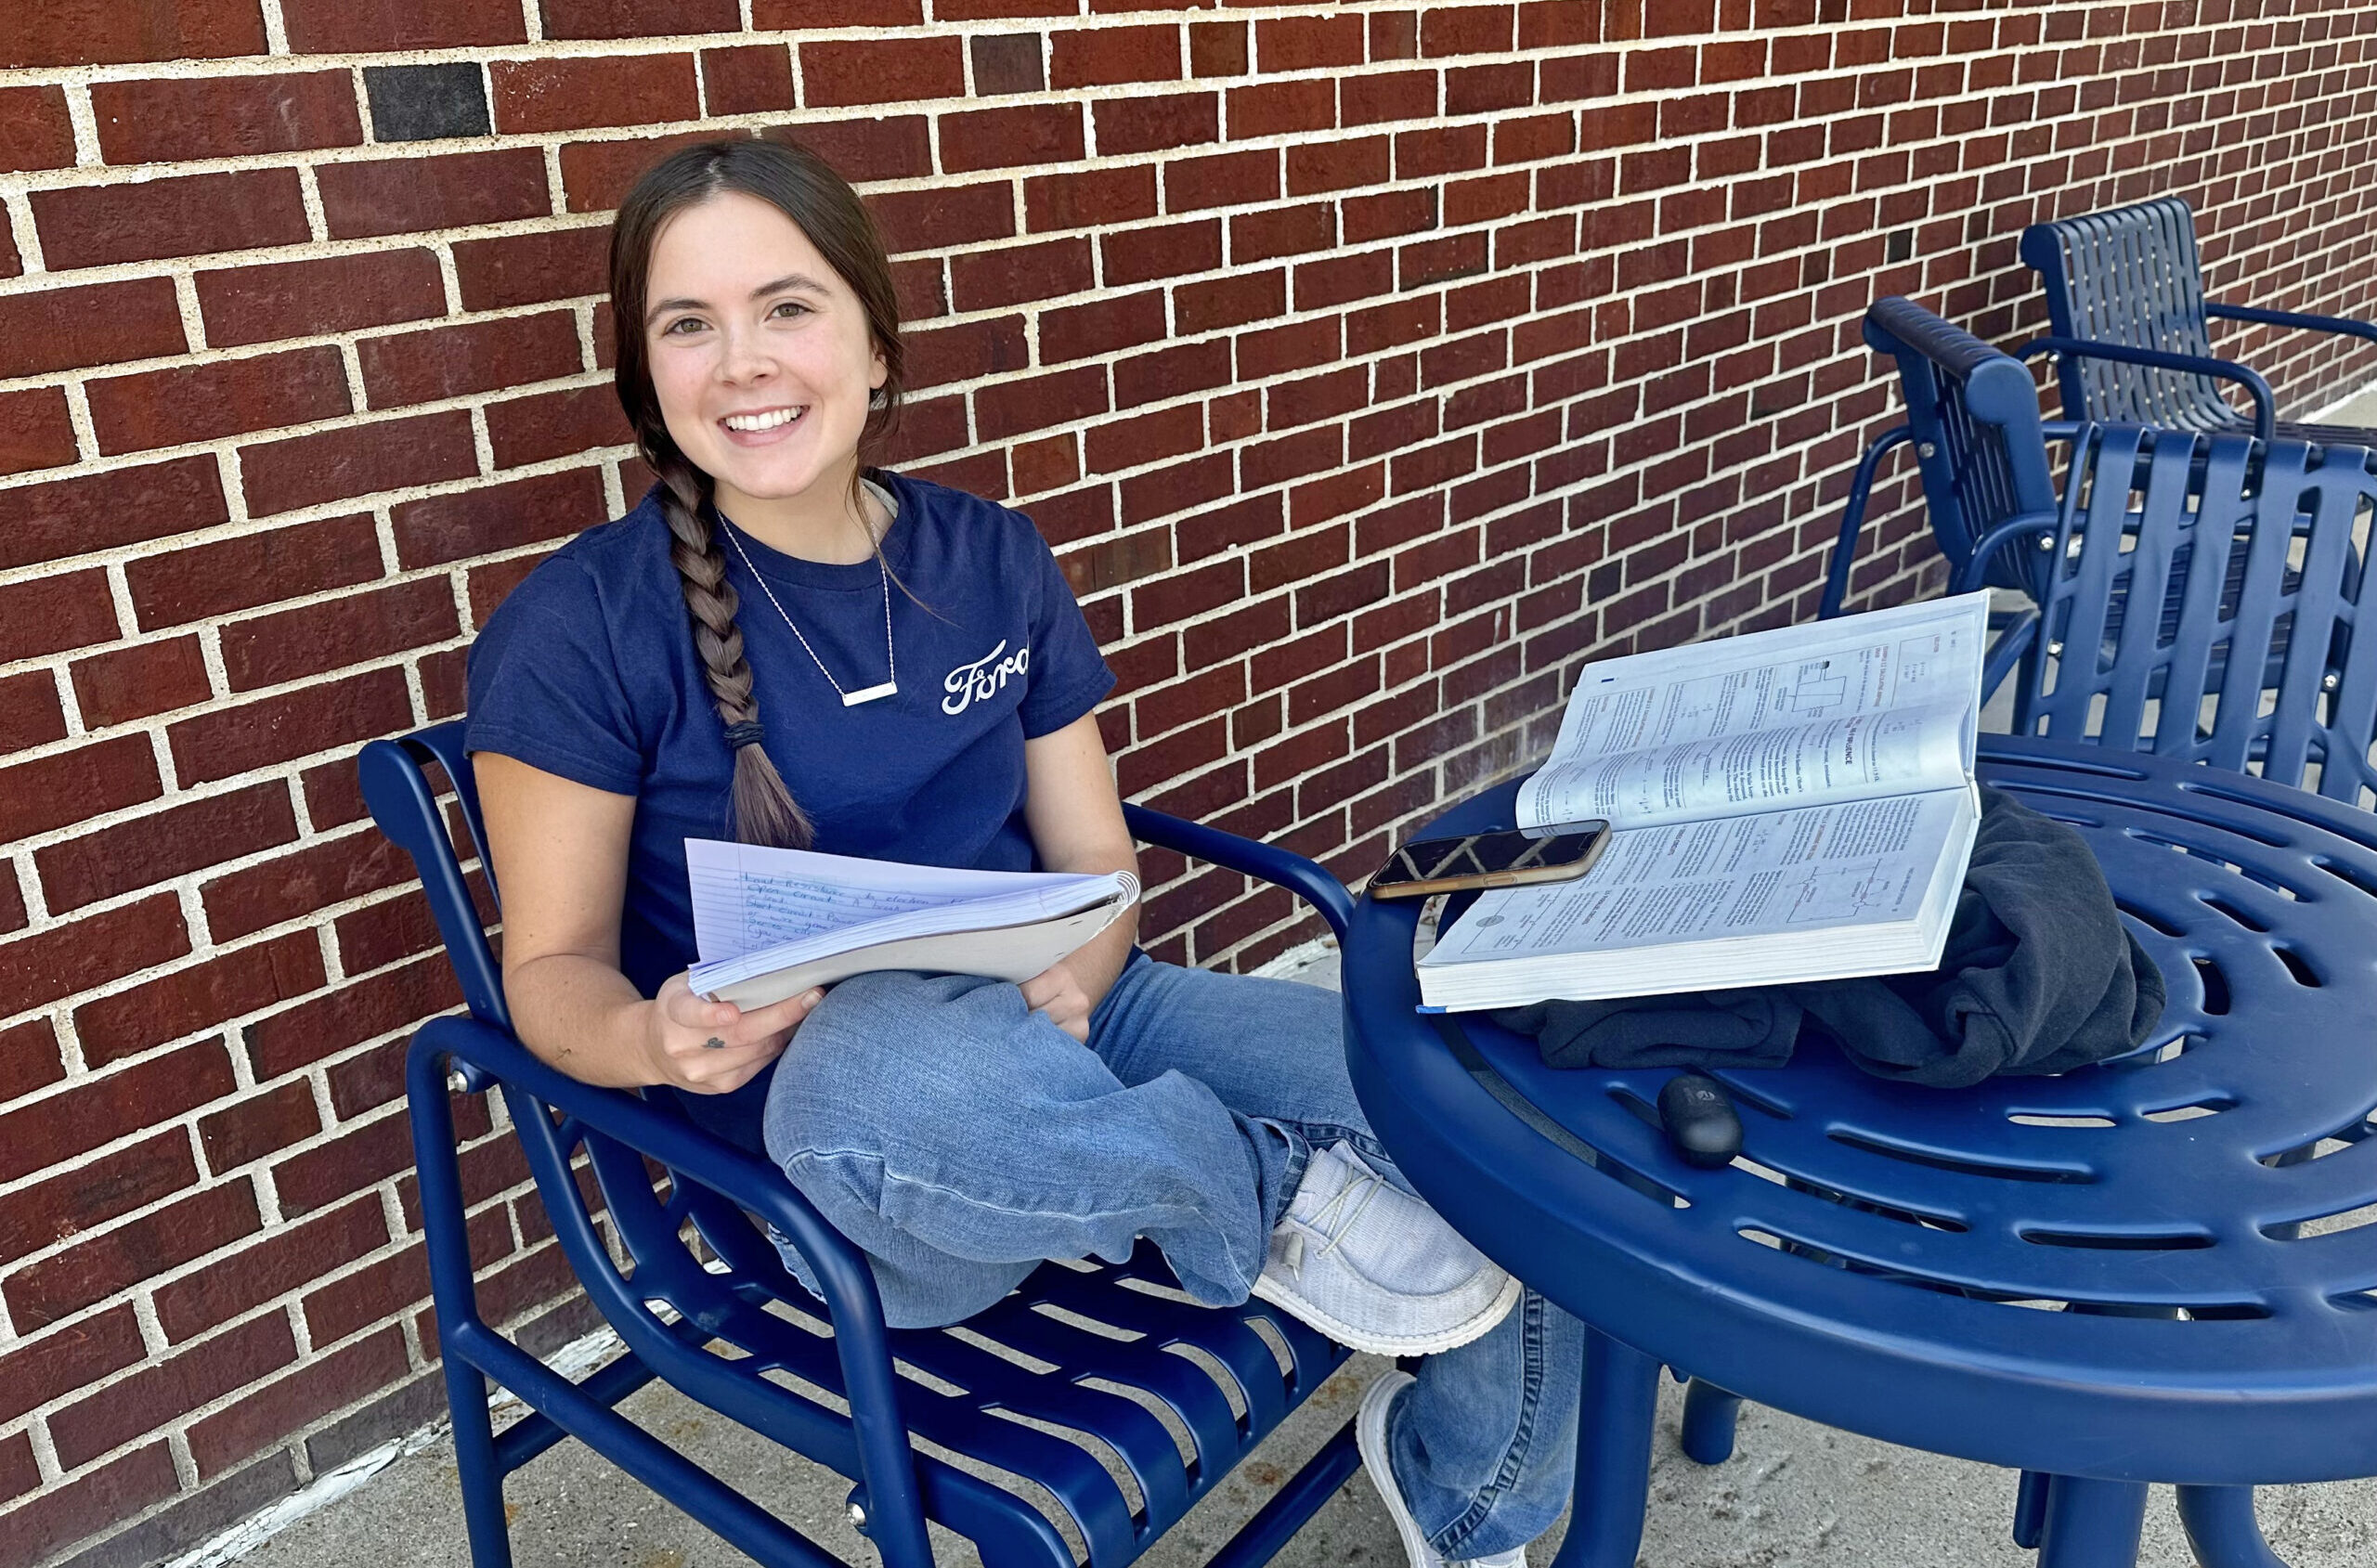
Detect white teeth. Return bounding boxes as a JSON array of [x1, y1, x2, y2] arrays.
[[723, 408, 802, 432]]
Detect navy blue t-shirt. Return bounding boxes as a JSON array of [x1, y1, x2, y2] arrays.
[[465, 470, 1115, 1146]]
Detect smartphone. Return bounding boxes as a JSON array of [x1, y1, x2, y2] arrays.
[[1368, 821, 1612, 901]]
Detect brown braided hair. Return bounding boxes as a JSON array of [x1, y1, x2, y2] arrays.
[[608, 137, 907, 849]]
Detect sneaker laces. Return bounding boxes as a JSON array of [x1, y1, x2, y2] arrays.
[[1279, 1156, 1385, 1273]]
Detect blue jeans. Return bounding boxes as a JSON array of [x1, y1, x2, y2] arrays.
[[761, 953, 1583, 1561]]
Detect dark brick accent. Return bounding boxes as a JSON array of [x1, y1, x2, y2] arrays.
[[972, 32, 1044, 95], [363, 62, 492, 142]]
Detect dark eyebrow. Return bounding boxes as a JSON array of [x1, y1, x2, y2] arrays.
[[645, 274, 829, 326], [751, 272, 828, 299]]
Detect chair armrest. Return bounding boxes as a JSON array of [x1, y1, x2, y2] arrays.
[[1977, 608, 2040, 703], [1818, 426, 1914, 619], [410, 1015, 878, 1309], [2016, 336, 2276, 443], [2205, 302, 2377, 349], [1123, 805, 1354, 940], [1951, 511, 2064, 598], [1952, 510, 2059, 706]]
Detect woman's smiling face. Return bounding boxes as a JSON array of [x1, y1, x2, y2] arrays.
[[642, 190, 887, 524]]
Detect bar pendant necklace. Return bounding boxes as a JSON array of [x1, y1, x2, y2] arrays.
[[720, 517, 897, 706]]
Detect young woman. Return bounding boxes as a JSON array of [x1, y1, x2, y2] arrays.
[[465, 138, 1585, 1568]]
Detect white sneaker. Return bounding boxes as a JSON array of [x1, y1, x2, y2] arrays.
[[1357, 1369, 1530, 1568], [1249, 1142, 1520, 1356]]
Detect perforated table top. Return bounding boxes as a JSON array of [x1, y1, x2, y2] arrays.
[[1344, 735, 2377, 1485]]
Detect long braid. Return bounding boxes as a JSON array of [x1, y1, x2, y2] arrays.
[[655, 454, 813, 849], [612, 137, 909, 850]]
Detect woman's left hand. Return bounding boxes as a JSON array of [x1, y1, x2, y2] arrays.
[[1020, 960, 1095, 1043]]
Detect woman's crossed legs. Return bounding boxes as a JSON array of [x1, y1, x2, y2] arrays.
[[761, 955, 1581, 1562]]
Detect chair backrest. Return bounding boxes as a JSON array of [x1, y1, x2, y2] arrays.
[[1863, 295, 2062, 586], [2020, 196, 2240, 432], [359, 719, 877, 1332], [2013, 423, 2377, 808], [358, 721, 509, 1030]]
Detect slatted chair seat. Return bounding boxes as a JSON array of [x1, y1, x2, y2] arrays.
[[362, 720, 1366, 1568], [566, 1088, 1352, 1567]]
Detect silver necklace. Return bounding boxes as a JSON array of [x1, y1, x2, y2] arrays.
[[719, 514, 898, 706]]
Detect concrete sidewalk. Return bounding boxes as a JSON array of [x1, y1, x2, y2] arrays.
[[218, 949, 2377, 1568], [227, 1341, 2377, 1567]]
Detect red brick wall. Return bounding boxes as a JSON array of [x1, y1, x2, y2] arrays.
[[4, 2, 2375, 1561]]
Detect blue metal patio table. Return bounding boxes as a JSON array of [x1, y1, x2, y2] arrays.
[[1343, 735, 2377, 1567]]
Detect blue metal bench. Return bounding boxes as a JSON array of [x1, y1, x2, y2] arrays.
[[360, 720, 1364, 1568], [2020, 195, 2377, 447]]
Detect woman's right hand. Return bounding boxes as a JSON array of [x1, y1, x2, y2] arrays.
[[645, 972, 824, 1094]]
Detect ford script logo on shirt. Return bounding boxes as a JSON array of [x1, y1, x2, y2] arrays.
[[942, 639, 1031, 716]]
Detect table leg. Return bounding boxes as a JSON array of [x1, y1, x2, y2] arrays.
[[1548, 1328, 1659, 1568], [1679, 1379, 1742, 1465], [2176, 1485, 2291, 1568], [2038, 1474, 2149, 1568], [2013, 1470, 2050, 1549]]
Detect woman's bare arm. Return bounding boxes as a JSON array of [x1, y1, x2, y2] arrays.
[[475, 751, 820, 1093], [1018, 713, 1141, 1039]]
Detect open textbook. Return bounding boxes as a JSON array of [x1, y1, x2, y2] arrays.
[[1415, 592, 1992, 1011], [686, 841, 1138, 1010]]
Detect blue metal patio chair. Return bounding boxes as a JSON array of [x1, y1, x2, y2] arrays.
[[2020, 195, 2377, 448], [1822, 296, 2064, 678], [359, 720, 1364, 1568], [1835, 297, 2360, 719], [1813, 312, 2078, 624], [1851, 296, 2377, 805]]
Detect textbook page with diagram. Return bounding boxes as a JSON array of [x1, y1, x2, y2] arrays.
[[1415, 592, 1992, 1011], [686, 842, 1137, 1010]]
